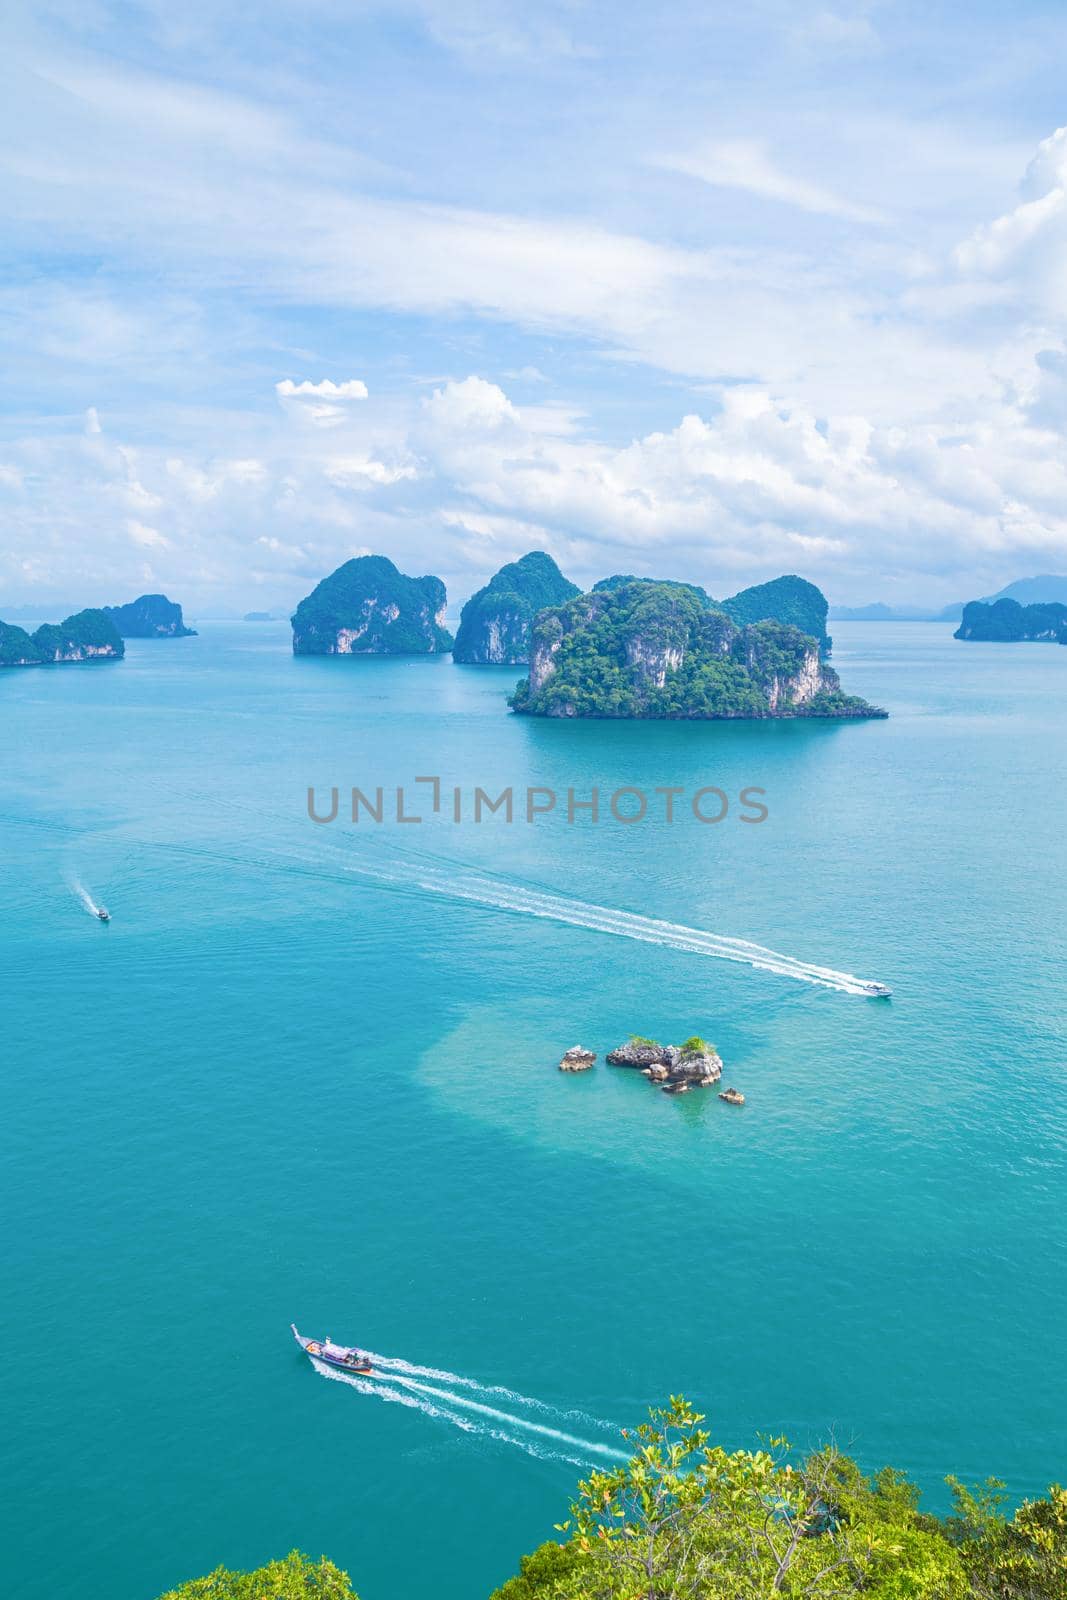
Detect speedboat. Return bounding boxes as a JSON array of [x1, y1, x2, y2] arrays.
[[861, 981, 891, 998], [97, 908, 110, 922], [291, 1323, 374, 1376]]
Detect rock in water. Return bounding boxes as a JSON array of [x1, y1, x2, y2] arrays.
[[606, 1040, 671, 1069], [103, 594, 196, 638], [719, 1087, 746, 1106], [558, 1046, 596, 1072], [453, 551, 579, 665], [608, 1036, 724, 1091], [291, 556, 454, 656], [509, 581, 884, 720]]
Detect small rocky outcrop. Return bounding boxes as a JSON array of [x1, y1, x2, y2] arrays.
[[719, 1087, 745, 1106], [558, 1046, 596, 1072], [453, 551, 579, 664], [606, 1039, 672, 1069], [291, 555, 453, 656], [1, 609, 124, 667], [104, 593, 196, 638], [608, 1037, 723, 1094]]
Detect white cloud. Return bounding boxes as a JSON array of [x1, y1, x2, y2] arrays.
[[424, 376, 518, 431], [324, 456, 419, 486], [3, 357, 1067, 610], [661, 138, 886, 224], [795, 8, 880, 55], [85, 406, 102, 434], [275, 378, 369, 399]]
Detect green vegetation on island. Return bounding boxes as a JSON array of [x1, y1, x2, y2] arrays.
[[491, 1399, 1067, 1600], [593, 572, 831, 653], [0, 608, 124, 667], [955, 597, 1067, 643], [454, 551, 580, 664], [156, 1402, 1065, 1599], [157, 1550, 357, 1599], [509, 581, 882, 719], [720, 573, 831, 655], [291, 556, 454, 656], [104, 593, 196, 637]]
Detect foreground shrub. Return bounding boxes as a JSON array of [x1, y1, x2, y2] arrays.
[[157, 1550, 357, 1599]]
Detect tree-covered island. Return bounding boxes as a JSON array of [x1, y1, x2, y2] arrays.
[[0, 608, 124, 667], [510, 581, 883, 719], [453, 551, 580, 664], [291, 555, 454, 655]]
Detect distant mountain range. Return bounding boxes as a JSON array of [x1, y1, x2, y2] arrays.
[[830, 575, 1067, 622]]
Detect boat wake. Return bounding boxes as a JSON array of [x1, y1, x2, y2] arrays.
[[66, 875, 102, 918], [16, 810, 888, 995], [308, 1352, 627, 1467], [392, 868, 880, 995]]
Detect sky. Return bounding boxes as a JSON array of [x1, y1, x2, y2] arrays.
[[5, 1, 1067, 613]]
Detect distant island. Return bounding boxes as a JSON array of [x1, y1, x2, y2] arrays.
[[834, 575, 1067, 623], [291, 555, 454, 655], [980, 574, 1067, 607], [830, 601, 964, 622], [510, 581, 884, 719], [243, 611, 278, 622], [0, 609, 124, 668], [955, 598, 1067, 642], [103, 593, 196, 638], [453, 551, 579, 664]]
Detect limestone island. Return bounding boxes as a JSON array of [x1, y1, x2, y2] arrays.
[[0, 609, 124, 668], [607, 1036, 724, 1095], [291, 555, 454, 655], [453, 551, 579, 664], [955, 597, 1067, 643], [103, 593, 196, 638], [510, 580, 884, 719]]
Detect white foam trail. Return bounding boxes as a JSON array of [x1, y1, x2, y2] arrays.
[[42, 812, 885, 995], [387, 1373, 628, 1462], [365, 1351, 609, 1427], [311, 1358, 476, 1428], [334, 858, 881, 996], [66, 875, 100, 917], [309, 1360, 606, 1466]]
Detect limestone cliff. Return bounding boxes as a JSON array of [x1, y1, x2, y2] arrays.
[[452, 552, 579, 664], [291, 556, 454, 656]]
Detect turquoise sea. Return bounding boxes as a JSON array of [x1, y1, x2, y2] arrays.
[[3, 621, 1066, 1600]]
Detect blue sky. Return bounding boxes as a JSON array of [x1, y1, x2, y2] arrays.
[[5, 0, 1067, 612]]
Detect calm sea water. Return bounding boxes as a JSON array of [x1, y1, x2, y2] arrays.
[[3, 621, 1066, 1600]]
